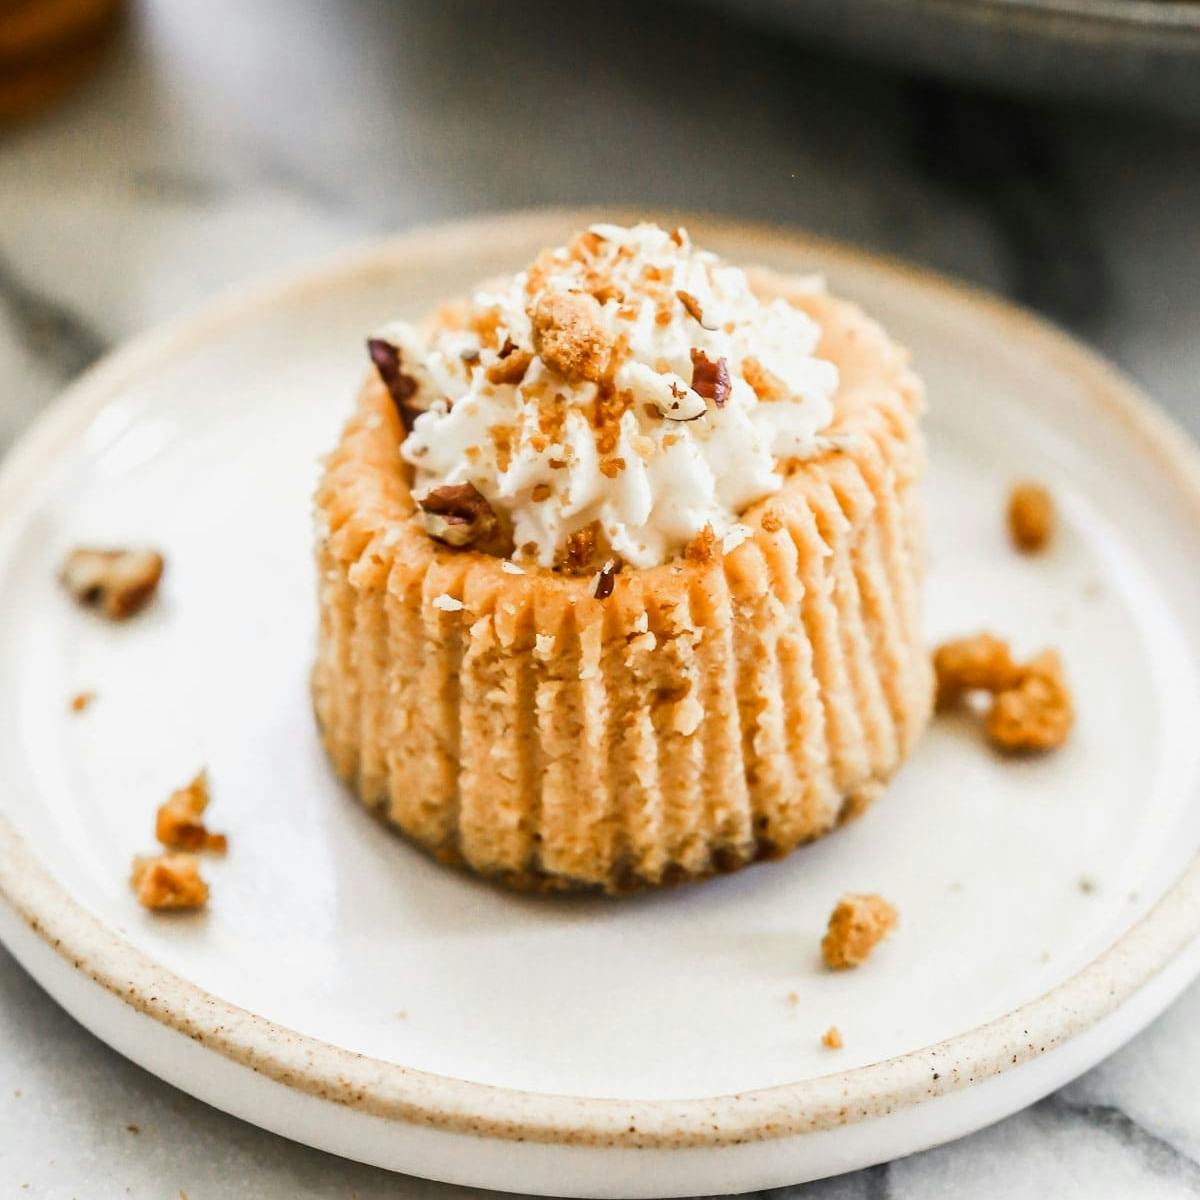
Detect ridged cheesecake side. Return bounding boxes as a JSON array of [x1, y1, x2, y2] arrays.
[[313, 271, 931, 894]]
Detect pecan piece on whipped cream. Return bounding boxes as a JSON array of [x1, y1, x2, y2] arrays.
[[676, 290, 716, 331], [367, 336, 423, 433], [417, 482, 498, 548], [61, 547, 164, 620], [689, 348, 731, 407]]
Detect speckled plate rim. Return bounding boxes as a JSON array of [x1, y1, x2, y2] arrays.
[[3, 208, 1200, 1152]]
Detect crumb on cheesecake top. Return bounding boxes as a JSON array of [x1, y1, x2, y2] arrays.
[[371, 222, 840, 570]]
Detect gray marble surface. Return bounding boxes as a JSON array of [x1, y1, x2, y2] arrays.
[[2, 2, 1200, 1196]]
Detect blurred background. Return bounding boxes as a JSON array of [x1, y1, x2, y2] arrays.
[[2, 1, 1199, 1195]]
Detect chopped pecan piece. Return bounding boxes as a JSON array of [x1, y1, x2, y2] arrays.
[[933, 633, 1019, 708], [821, 893, 898, 970], [418, 482, 498, 548], [130, 853, 209, 911], [562, 522, 599, 573], [676, 290, 715, 330], [689, 348, 730, 407], [61, 548, 164, 620], [1008, 481, 1055, 553], [529, 291, 613, 383], [593, 558, 622, 600], [156, 770, 226, 853], [366, 337, 423, 433], [985, 650, 1073, 753]]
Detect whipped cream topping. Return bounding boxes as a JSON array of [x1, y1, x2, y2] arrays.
[[388, 222, 839, 569]]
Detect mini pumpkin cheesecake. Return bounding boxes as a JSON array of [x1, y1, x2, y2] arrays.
[[313, 222, 931, 893]]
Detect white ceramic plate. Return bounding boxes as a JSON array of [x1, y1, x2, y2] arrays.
[[3, 211, 1200, 1198]]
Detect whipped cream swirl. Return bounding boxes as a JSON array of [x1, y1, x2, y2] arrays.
[[388, 222, 839, 569]]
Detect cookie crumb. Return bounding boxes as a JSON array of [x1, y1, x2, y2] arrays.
[[785, 991, 799, 1006], [130, 854, 208, 911], [156, 771, 226, 853], [1008, 482, 1055, 553], [60, 547, 164, 620], [933, 633, 1018, 707], [69, 691, 95, 714], [529, 291, 613, 383], [985, 650, 1073, 753], [821, 893, 898, 969], [1079, 876, 1097, 894], [126, 1124, 139, 1135], [821, 1026, 844, 1050]]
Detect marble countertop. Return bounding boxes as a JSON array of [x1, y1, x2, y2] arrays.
[[2, 1, 1200, 1196]]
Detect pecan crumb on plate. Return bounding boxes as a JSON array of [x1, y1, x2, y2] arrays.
[[985, 649, 1074, 753], [821, 893, 898, 969], [130, 854, 208, 911], [933, 632, 1018, 708], [156, 770, 227, 853], [933, 634, 1074, 753], [60, 547, 164, 620], [1008, 481, 1055, 553]]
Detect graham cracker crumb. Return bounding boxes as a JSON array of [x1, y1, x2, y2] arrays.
[[821, 1026, 844, 1050], [1008, 482, 1055, 553], [684, 524, 718, 565], [486, 348, 533, 386], [933, 633, 1018, 708], [761, 509, 783, 534], [529, 290, 613, 383], [156, 771, 226, 853], [821, 893, 898, 969], [69, 691, 95, 714], [985, 649, 1074, 753], [786, 991, 799, 1006], [60, 547, 164, 620], [743, 356, 787, 402], [130, 854, 208, 911]]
